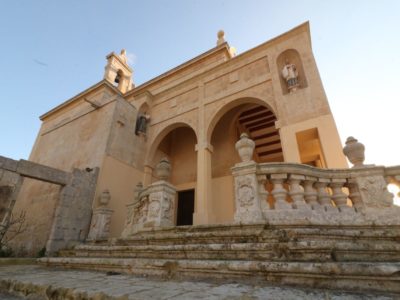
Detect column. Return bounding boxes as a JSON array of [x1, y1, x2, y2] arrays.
[[193, 143, 214, 225]]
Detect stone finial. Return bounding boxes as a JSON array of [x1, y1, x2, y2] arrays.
[[343, 136, 365, 167], [235, 133, 255, 163], [119, 49, 127, 64], [217, 30, 225, 46], [98, 189, 111, 206], [155, 158, 171, 181]]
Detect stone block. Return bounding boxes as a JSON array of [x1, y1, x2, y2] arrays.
[[16, 159, 69, 185]]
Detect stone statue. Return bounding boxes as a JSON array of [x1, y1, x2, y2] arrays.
[[135, 113, 151, 136], [281, 59, 299, 93]]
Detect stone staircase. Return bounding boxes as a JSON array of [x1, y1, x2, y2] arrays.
[[39, 223, 400, 293]]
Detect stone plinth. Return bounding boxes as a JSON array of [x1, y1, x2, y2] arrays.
[[87, 207, 114, 241], [232, 162, 264, 223], [122, 180, 176, 237]]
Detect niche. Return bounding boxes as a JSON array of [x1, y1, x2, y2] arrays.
[[277, 49, 307, 95]]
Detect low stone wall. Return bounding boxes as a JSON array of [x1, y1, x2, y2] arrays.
[[0, 155, 99, 255]]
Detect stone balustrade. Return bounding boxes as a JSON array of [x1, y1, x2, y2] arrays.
[[233, 161, 400, 225], [232, 135, 400, 225]]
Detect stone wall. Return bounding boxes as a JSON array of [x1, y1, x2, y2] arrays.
[[0, 156, 98, 255]]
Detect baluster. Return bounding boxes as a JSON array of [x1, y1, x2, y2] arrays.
[[270, 174, 291, 210], [315, 178, 336, 212], [330, 179, 353, 212], [303, 176, 321, 210], [257, 174, 270, 211], [347, 179, 363, 212], [288, 174, 310, 210]]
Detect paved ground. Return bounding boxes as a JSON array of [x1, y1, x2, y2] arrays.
[[0, 265, 397, 300]]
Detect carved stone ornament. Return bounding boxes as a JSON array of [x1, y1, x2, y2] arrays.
[[343, 136, 365, 167], [155, 158, 171, 181], [357, 176, 393, 208], [98, 189, 111, 206], [235, 133, 255, 162], [237, 177, 255, 207], [147, 194, 161, 218]]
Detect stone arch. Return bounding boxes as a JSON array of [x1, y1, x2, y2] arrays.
[[146, 121, 198, 166], [206, 97, 277, 143], [277, 49, 308, 94]]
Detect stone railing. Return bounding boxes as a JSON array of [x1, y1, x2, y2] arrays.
[[232, 135, 400, 225], [121, 158, 176, 237]]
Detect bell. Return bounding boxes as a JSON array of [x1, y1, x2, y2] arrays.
[[114, 73, 121, 84]]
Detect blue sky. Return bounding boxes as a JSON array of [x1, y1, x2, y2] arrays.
[[1, 0, 399, 169]]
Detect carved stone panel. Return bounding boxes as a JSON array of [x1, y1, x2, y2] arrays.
[[87, 207, 114, 241], [357, 175, 393, 208], [234, 174, 263, 223]]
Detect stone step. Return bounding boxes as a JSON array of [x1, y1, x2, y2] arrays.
[[113, 224, 400, 246], [67, 240, 400, 262], [38, 257, 400, 293]]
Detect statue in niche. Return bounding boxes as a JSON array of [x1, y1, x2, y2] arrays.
[[281, 59, 299, 93], [135, 113, 151, 136]]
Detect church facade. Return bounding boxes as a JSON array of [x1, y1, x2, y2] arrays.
[[12, 22, 348, 254]]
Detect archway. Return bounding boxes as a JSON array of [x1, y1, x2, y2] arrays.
[[147, 124, 198, 225], [209, 99, 282, 223]]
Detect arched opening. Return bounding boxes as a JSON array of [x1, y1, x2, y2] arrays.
[[209, 100, 282, 223], [114, 70, 123, 85], [149, 124, 197, 225]]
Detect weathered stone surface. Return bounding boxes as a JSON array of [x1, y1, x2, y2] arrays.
[[232, 158, 400, 225], [122, 180, 176, 237], [0, 265, 395, 300], [40, 223, 400, 293], [87, 207, 114, 241], [46, 168, 99, 255]]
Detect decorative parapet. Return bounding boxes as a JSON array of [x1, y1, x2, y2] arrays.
[[232, 135, 400, 226], [232, 162, 400, 225]]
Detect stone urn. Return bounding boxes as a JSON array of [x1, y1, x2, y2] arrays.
[[99, 189, 111, 206], [235, 133, 255, 162], [156, 158, 171, 181], [343, 136, 365, 167]]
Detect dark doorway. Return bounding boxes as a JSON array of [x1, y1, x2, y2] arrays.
[[177, 189, 195, 226]]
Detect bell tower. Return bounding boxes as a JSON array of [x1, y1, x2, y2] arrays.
[[104, 49, 134, 93]]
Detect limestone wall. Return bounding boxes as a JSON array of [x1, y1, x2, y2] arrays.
[[12, 86, 116, 254]]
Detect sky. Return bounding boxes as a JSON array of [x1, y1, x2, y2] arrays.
[[0, 1, 399, 190]]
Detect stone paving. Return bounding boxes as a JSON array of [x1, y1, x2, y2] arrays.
[[0, 265, 398, 300]]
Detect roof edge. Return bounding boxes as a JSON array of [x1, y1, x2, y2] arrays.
[[125, 42, 232, 97], [124, 22, 310, 97], [40, 80, 121, 121]]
